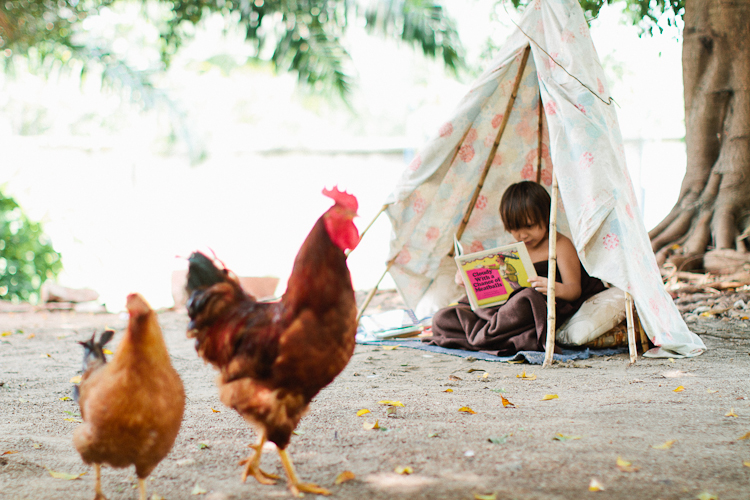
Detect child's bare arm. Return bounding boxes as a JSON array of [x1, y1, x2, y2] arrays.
[[528, 235, 582, 301]]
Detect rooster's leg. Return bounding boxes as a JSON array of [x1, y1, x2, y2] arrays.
[[138, 478, 147, 500], [278, 448, 331, 497], [239, 431, 280, 485], [93, 464, 107, 500]]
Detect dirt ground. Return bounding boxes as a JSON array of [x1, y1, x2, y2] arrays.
[[1, 301, 750, 500]]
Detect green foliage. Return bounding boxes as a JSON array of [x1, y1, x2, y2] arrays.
[[0, 189, 62, 303], [509, 0, 685, 34]]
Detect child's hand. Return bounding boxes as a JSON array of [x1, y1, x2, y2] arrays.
[[529, 276, 549, 295]]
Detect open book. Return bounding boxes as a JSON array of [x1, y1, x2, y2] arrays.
[[454, 236, 538, 311]]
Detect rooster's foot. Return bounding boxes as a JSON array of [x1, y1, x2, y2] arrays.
[[93, 493, 108, 500], [238, 457, 279, 485], [289, 482, 331, 497]]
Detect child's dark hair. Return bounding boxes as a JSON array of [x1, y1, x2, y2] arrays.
[[499, 181, 551, 230]]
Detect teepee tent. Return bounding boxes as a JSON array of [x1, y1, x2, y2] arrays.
[[367, 0, 704, 358]]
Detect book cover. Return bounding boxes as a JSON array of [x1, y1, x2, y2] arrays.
[[454, 237, 538, 311]]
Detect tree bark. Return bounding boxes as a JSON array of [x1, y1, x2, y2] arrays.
[[649, 0, 750, 271]]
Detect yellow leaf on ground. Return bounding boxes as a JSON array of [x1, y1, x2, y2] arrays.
[[651, 440, 676, 450], [382, 346, 398, 350], [482, 373, 489, 379], [40, 353, 51, 358], [363, 420, 380, 430], [616, 456, 639, 472], [516, 370, 536, 380], [588, 478, 605, 491], [474, 493, 497, 500], [210, 408, 221, 413], [501, 396, 515, 408], [335, 470, 356, 484], [191, 484, 207, 495], [444, 388, 453, 393], [378, 400, 404, 407], [26, 333, 35, 339], [697, 493, 718, 500], [668, 358, 676, 363], [102, 349, 113, 355], [59, 396, 71, 401], [2, 450, 19, 455], [356, 409, 371, 417], [707, 389, 718, 393], [69, 375, 82, 384], [673, 386, 685, 392], [1, 331, 11, 337], [553, 433, 581, 442], [739, 432, 750, 440], [32, 443, 42, 449], [744, 461, 750, 468], [458, 406, 476, 414], [64, 418, 82, 423], [47, 468, 86, 480], [726, 408, 739, 417], [394, 466, 413, 475], [541, 394, 559, 401]]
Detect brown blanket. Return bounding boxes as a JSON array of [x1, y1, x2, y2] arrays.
[[425, 262, 605, 356]]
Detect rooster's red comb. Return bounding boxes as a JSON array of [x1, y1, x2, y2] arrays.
[[322, 186, 358, 213]]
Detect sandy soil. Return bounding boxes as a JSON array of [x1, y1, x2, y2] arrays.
[[1, 305, 749, 500]]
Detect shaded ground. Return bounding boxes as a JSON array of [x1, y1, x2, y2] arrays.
[[1, 305, 749, 500]]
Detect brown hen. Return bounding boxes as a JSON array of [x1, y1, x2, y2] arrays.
[[73, 293, 185, 500]]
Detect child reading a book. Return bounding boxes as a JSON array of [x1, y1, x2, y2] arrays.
[[426, 181, 605, 356]]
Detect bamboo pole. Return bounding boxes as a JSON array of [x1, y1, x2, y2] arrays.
[[637, 312, 649, 354], [356, 257, 397, 322], [536, 93, 544, 184], [346, 204, 390, 258], [453, 45, 532, 247], [542, 172, 559, 368], [625, 292, 638, 364]]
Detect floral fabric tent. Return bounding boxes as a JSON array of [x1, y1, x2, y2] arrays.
[[383, 0, 705, 357]]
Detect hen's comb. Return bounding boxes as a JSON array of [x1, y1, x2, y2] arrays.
[[322, 186, 358, 213]]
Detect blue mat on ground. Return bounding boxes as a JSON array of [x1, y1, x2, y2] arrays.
[[356, 339, 628, 364]]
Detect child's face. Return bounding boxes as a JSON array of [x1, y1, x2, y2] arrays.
[[509, 223, 548, 249]]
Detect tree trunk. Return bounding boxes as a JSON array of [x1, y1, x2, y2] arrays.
[[649, 0, 750, 271]]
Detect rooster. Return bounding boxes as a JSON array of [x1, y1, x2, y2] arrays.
[[73, 293, 185, 500], [185, 186, 359, 496]]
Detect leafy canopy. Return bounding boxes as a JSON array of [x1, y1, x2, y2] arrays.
[[0, 189, 62, 303]]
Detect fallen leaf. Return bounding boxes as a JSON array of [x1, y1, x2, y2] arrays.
[[444, 389, 453, 393], [616, 456, 639, 472], [668, 358, 675, 363], [739, 432, 750, 440], [553, 433, 581, 442], [697, 493, 718, 500], [386, 407, 398, 417], [2, 450, 19, 455], [394, 466, 413, 475], [726, 408, 739, 417], [198, 443, 209, 449], [707, 389, 718, 394], [1, 331, 11, 337], [507, 360, 524, 364], [541, 394, 559, 401], [335, 470, 356, 484], [18, 398, 27, 403], [744, 461, 750, 468], [150, 495, 165, 500], [191, 484, 207, 495], [40, 353, 51, 358], [210, 408, 221, 413], [378, 400, 404, 407], [516, 370, 536, 380], [102, 349, 113, 355], [588, 478, 605, 491], [64, 418, 82, 423], [482, 373, 489, 379], [500, 396, 515, 408], [458, 406, 476, 414], [59, 396, 71, 401], [26, 333, 35, 339], [47, 468, 86, 480], [673, 386, 685, 392], [382, 346, 398, 350], [69, 375, 82, 384], [427, 432, 439, 438], [32, 443, 42, 449], [292, 430, 304, 435], [474, 493, 497, 500], [356, 409, 371, 417], [651, 440, 676, 450], [491, 388, 507, 393], [467, 368, 485, 373], [449, 375, 462, 381], [363, 420, 380, 430], [488, 435, 508, 444]]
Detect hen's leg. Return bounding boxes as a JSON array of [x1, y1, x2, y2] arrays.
[[93, 464, 107, 500], [278, 448, 331, 497], [239, 431, 280, 484], [138, 478, 147, 500]]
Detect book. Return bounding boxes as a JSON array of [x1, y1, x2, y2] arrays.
[[454, 236, 538, 311]]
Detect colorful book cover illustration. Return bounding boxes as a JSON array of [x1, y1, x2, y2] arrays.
[[454, 237, 538, 311]]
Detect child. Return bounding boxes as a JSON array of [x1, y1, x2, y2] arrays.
[[426, 181, 605, 356]]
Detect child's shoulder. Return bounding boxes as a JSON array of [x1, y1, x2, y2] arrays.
[[556, 233, 577, 254]]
